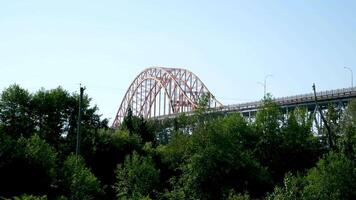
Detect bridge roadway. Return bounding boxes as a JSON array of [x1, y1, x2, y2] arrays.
[[154, 86, 356, 120]]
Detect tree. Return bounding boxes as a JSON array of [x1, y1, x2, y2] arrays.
[[278, 108, 322, 177], [31, 87, 75, 148], [255, 94, 282, 136], [0, 125, 15, 167], [268, 152, 356, 200], [10, 195, 48, 200], [62, 154, 103, 200], [0, 85, 108, 152], [338, 99, 356, 159], [170, 114, 270, 199], [253, 97, 323, 184], [227, 191, 251, 200], [266, 173, 304, 200], [0, 84, 34, 138], [302, 152, 356, 199], [0, 134, 57, 197], [157, 131, 191, 172], [115, 151, 159, 199], [122, 107, 134, 134], [85, 129, 142, 199], [121, 109, 156, 145], [254, 95, 284, 182], [322, 104, 342, 149]]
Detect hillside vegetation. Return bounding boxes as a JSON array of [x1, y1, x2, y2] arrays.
[[0, 85, 355, 200]]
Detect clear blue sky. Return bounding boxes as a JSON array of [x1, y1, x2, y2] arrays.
[[1, 1, 355, 122]]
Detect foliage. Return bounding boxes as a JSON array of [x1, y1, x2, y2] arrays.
[[115, 151, 159, 199], [227, 191, 251, 200], [85, 129, 142, 199], [303, 152, 356, 199], [278, 108, 322, 176], [254, 95, 284, 181], [9, 195, 48, 200], [157, 131, 191, 171], [255, 94, 282, 136], [0, 84, 34, 138], [0, 126, 15, 167], [62, 154, 103, 200], [254, 97, 323, 183], [266, 173, 304, 200], [121, 108, 156, 145], [1, 84, 355, 199], [0, 134, 57, 197], [325, 104, 342, 146], [194, 92, 212, 115], [268, 152, 356, 200], [31, 87, 74, 146], [168, 113, 270, 199], [17, 135, 57, 179], [338, 99, 356, 159]]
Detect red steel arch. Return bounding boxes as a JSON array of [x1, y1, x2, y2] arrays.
[[112, 67, 223, 128]]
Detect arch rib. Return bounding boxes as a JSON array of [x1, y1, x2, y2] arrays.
[[112, 67, 223, 128]]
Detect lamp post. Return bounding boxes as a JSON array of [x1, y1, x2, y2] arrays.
[[344, 67, 353, 88], [258, 74, 273, 97]]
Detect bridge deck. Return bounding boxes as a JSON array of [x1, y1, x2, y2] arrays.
[[154, 87, 356, 120]]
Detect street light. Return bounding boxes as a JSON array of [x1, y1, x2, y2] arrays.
[[258, 74, 273, 97], [344, 67, 353, 88]]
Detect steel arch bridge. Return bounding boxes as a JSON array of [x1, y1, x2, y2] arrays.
[[112, 67, 223, 128]]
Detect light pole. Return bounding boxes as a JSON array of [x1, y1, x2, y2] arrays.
[[258, 74, 273, 97], [344, 67, 353, 88]]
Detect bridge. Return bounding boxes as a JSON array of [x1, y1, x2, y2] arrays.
[[113, 67, 356, 128]]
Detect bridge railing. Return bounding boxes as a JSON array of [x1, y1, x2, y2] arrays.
[[227, 86, 356, 112], [153, 86, 356, 120]]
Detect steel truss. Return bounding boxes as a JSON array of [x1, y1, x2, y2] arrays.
[[112, 67, 223, 128]]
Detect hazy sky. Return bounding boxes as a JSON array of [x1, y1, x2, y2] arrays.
[[1, 1, 355, 122]]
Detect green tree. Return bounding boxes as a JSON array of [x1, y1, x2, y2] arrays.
[[0, 84, 34, 138], [266, 173, 304, 200], [171, 113, 270, 199], [17, 134, 57, 180], [227, 191, 251, 200], [115, 151, 159, 199], [121, 110, 156, 145], [338, 99, 356, 159], [0, 125, 15, 167], [0, 85, 108, 152], [0, 134, 57, 197], [157, 131, 191, 172], [303, 152, 356, 199], [31, 87, 76, 148], [323, 104, 342, 149], [62, 154, 103, 200], [268, 152, 356, 200], [254, 98, 322, 183], [85, 129, 142, 199], [10, 195, 48, 200], [122, 107, 134, 134], [62, 92, 108, 158], [279, 108, 322, 176], [255, 94, 282, 136], [254, 95, 283, 182]]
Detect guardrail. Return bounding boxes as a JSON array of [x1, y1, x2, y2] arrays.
[[153, 87, 356, 120], [226, 86, 356, 112]]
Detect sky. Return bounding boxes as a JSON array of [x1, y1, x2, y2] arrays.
[[1, 0, 355, 122]]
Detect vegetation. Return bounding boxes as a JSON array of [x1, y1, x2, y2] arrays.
[[0, 84, 355, 199]]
